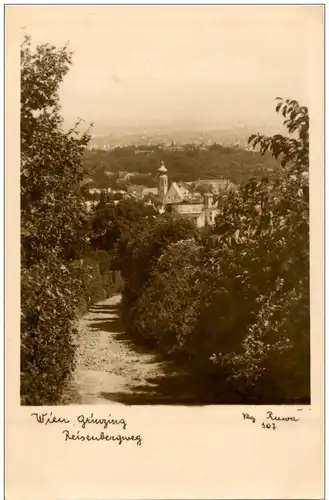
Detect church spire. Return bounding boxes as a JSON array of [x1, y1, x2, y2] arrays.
[[158, 160, 168, 199], [157, 160, 168, 175]]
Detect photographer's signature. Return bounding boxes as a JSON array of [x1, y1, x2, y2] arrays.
[[242, 410, 302, 430]]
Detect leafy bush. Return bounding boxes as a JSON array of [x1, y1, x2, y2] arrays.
[[202, 98, 310, 402], [131, 238, 201, 355], [119, 214, 199, 340], [21, 260, 80, 405], [20, 36, 92, 405], [94, 250, 117, 296], [208, 172, 309, 402], [88, 196, 156, 252], [70, 251, 116, 314]]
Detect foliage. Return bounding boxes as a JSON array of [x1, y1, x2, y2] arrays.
[[248, 97, 309, 171], [21, 260, 80, 404], [119, 214, 199, 340], [83, 144, 280, 190], [69, 252, 116, 314], [21, 35, 92, 264], [88, 197, 157, 251], [119, 98, 310, 404], [195, 182, 214, 194], [206, 98, 310, 402], [20, 36, 92, 404], [131, 239, 201, 354]]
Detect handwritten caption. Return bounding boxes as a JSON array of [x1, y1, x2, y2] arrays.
[[31, 412, 143, 446], [242, 410, 301, 430]]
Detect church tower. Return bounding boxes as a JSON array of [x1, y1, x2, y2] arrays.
[[158, 160, 168, 200]]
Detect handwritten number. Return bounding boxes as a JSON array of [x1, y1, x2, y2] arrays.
[[262, 422, 276, 430]]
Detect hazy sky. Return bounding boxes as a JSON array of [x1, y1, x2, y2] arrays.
[[13, 5, 321, 132]]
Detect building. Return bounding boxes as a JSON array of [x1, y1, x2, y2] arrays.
[[142, 187, 159, 197], [157, 161, 219, 228], [189, 179, 236, 195]]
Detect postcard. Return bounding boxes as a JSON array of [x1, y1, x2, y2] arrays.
[[6, 4, 324, 499]]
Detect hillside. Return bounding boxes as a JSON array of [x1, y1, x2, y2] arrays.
[[83, 144, 280, 189]]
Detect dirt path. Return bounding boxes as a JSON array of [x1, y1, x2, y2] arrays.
[[72, 294, 186, 405]]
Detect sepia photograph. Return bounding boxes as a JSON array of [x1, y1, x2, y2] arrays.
[[18, 4, 318, 408]]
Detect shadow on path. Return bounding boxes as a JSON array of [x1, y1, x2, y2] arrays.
[[89, 304, 120, 314], [88, 303, 124, 334], [77, 296, 234, 406], [99, 371, 211, 406], [89, 318, 124, 334]]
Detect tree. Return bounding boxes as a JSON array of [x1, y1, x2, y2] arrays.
[[248, 97, 309, 171], [83, 143, 280, 190], [209, 98, 310, 403], [119, 214, 199, 340], [195, 182, 213, 195], [21, 34, 92, 264], [20, 35, 91, 404], [88, 197, 157, 251]]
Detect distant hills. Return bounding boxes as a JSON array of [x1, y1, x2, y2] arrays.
[[88, 123, 285, 150]]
